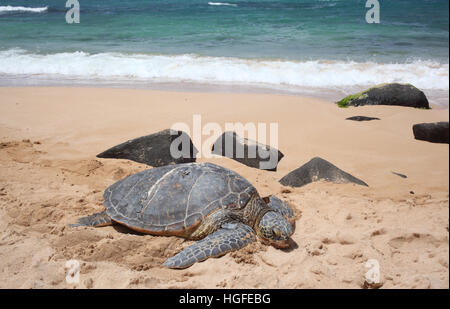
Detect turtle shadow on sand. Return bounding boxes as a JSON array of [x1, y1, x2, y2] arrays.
[[111, 224, 145, 235], [280, 238, 299, 253], [71, 162, 296, 269]]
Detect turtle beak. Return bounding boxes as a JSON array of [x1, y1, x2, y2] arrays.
[[259, 236, 291, 249], [272, 239, 291, 249]]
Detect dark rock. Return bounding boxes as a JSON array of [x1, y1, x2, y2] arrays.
[[346, 116, 380, 121], [97, 129, 197, 167], [337, 83, 429, 109], [412, 122, 449, 144], [279, 157, 368, 188], [211, 131, 284, 171], [391, 171, 407, 178]]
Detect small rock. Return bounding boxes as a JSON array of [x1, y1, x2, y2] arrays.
[[412, 122, 449, 144], [391, 171, 407, 178], [346, 116, 380, 121]]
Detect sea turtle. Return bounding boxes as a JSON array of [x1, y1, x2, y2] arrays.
[[71, 162, 294, 269]]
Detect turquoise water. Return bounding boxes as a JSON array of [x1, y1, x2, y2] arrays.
[[0, 0, 448, 94], [1, 0, 448, 61]]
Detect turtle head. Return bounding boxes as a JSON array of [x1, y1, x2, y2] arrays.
[[256, 211, 293, 248]]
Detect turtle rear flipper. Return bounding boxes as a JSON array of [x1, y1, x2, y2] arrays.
[[163, 222, 256, 269], [70, 210, 114, 227]]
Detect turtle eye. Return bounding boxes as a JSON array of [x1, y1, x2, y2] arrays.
[[272, 227, 282, 238]]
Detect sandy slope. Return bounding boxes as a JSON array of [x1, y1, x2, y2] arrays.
[[0, 87, 448, 288]]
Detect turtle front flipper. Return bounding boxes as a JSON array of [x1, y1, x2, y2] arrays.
[[163, 222, 256, 269], [69, 210, 114, 227]]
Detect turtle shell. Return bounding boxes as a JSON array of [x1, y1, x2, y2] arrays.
[[104, 162, 256, 236]]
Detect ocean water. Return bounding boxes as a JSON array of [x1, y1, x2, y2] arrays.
[[0, 0, 448, 102]]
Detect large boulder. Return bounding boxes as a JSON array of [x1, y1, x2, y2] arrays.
[[412, 122, 449, 144], [97, 129, 197, 167], [279, 157, 368, 188], [211, 131, 284, 171], [337, 83, 429, 109]]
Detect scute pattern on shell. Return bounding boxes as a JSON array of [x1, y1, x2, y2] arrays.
[[104, 162, 255, 235]]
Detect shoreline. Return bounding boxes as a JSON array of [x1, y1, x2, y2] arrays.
[[1, 49, 448, 109], [0, 86, 448, 288], [1, 79, 449, 109]]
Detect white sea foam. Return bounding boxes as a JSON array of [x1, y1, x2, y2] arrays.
[[208, 2, 237, 7], [0, 6, 48, 13], [0, 49, 448, 91]]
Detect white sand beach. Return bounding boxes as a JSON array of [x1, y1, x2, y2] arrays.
[[0, 87, 448, 288]]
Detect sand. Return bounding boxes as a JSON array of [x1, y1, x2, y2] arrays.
[[0, 87, 448, 289]]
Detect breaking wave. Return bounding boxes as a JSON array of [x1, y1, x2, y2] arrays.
[[0, 49, 448, 90], [208, 2, 237, 7], [0, 6, 48, 13]]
